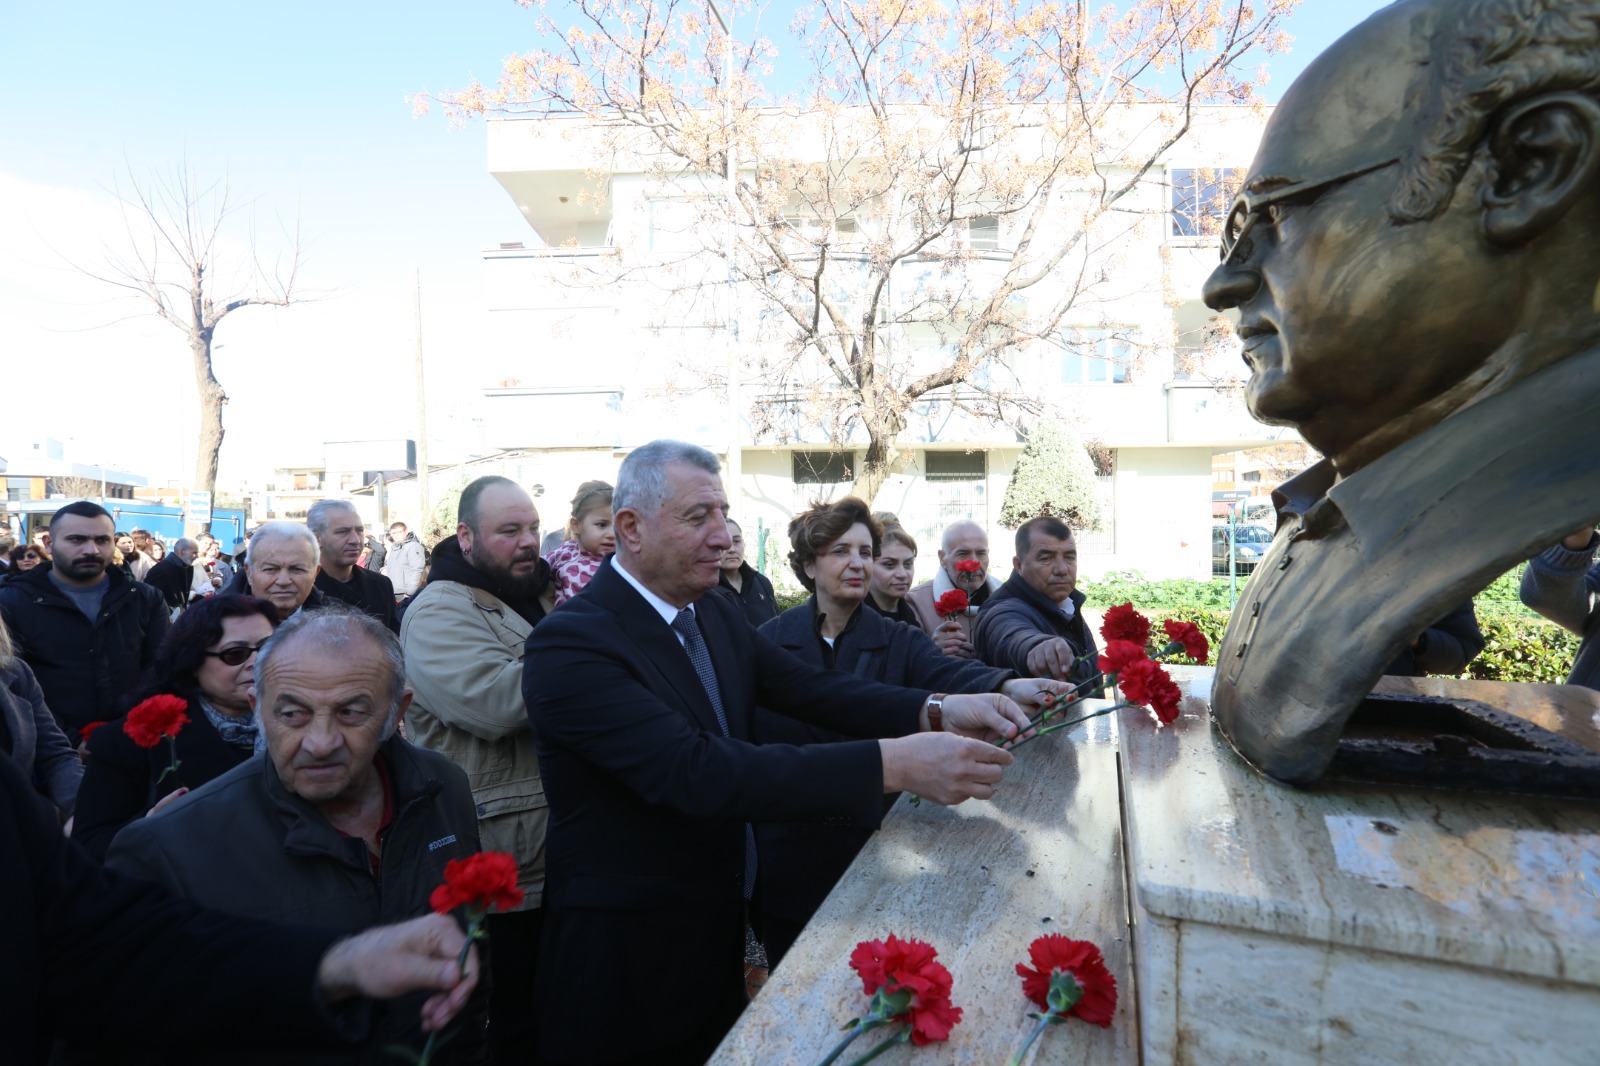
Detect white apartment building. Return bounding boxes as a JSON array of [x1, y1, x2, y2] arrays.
[[473, 104, 1294, 584]]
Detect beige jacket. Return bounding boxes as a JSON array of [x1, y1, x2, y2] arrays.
[[399, 579, 547, 910], [905, 568, 1004, 645]]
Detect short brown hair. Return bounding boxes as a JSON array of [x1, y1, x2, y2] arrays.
[[788, 498, 882, 592]]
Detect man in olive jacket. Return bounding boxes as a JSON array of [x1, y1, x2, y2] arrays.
[[399, 476, 554, 1064], [104, 606, 487, 1066]]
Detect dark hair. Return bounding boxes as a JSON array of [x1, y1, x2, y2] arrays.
[[1015, 515, 1074, 558], [458, 475, 521, 534], [787, 497, 881, 592], [49, 501, 112, 530], [8, 543, 42, 566], [126, 594, 280, 711]]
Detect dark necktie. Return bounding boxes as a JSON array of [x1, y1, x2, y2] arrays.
[[671, 607, 758, 900]]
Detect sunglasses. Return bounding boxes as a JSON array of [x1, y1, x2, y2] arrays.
[[204, 641, 269, 667]]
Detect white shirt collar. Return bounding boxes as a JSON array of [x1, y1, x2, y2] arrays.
[[611, 555, 691, 632]]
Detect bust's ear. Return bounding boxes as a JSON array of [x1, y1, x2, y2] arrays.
[[1483, 92, 1600, 246]]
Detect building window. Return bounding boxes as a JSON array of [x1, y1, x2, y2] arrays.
[[967, 215, 999, 251], [1171, 167, 1243, 239], [792, 450, 854, 484], [924, 450, 987, 482], [1242, 470, 1262, 482], [1061, 330, 1132, 384]]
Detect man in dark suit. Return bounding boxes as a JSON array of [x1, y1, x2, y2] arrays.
[[523, 440, 1029, 1066]]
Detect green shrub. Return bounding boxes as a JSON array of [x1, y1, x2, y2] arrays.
[[999, 420, 1102, 531], [1081, 570, 1247, 612], [1461, 614, 1581, 684], [1144, 608, 1232, 659], [773, 588, 809, 613]]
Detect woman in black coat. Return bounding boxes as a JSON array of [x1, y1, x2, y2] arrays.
[[752, 498, 1070, 965], [73, 594, 279, 862]]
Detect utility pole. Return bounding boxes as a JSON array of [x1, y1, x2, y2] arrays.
[[413, 268, 430, 530], [707, 0, 741, 511]]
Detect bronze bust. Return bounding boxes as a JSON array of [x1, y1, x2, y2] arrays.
[[1203, 0, 1600, 785]]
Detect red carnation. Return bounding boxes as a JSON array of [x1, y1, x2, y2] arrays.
[[1148, 669, 1183, 725], [846, 934, 963, 1046], [1161, 618, 1210, 664], [954, 559, 982, 574], [1117, 659, 1181, 725], [78, 720, 109, 745], [933, 589, 970, 619], [430, 851, 525, 916], [1096, 639, 1147, 677], [1016, 934, 1118, 1027], [123, 694, 189, 748], [1099, 602, 1150, 647]]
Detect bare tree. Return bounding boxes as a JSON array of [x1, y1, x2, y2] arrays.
[[77, 165, 305, 530], [424, 0, 1293, 501], [46, 476, 107, 499]]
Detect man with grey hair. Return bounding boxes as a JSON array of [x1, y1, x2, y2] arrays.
[[224, 520, 326, 621], [105, 605, 488, 1064], [904, 518, 1003, 657], [524, 439, 1030, 1065], [143, 536, 200, 614], [308, 500, 398, 631], [401, 473, 554, 1065]]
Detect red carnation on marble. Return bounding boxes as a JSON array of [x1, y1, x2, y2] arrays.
[[1161, 618, 1210, 664], [430, 851, 525, 915], [954, 559, 982, 574], [933, 589, 970, 619], [123, 694, 189, 748], [1099, 602, 1151, 647], [818, 934, 963, 1061], [1096, 639, 1148, 677], [1017, 934, 1118, 1027]]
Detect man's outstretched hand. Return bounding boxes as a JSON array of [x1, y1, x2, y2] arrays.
[[935, 692, 1032, 744], [317, 913, 480, 1033], [880, 732, 1015, 805]]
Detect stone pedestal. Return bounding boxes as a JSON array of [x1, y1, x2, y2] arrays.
[[709, 710, 1139, 1065], [1123, 667, 1600, 1065]]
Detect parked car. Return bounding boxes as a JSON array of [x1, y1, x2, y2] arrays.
[[1213, 523, 1274, 575]]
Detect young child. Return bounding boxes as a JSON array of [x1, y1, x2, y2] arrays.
[[545, 480, 615, 606]]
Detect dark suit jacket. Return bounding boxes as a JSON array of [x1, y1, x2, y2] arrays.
[[521, 563, 929, 1063], [753, 599, 1011, 928]]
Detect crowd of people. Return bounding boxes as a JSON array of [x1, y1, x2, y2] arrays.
[[2, 438, 1596, 1065]]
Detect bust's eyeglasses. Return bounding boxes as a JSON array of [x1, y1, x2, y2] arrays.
[[205, 641, 268, 667], [1219, 157, 1400, 264]]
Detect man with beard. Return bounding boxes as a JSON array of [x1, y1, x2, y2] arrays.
[[308, 500, 398, 632], [400, 475, 553, 1065], [904, 520, 1002, 658], [0, 502, 167, 741]]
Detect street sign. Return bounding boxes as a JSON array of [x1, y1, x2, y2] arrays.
[[1212, 490, 1250, 502], [186, 490, 213, 529]]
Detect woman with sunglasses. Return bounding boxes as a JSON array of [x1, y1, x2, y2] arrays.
[[73, 594, 279, 861]]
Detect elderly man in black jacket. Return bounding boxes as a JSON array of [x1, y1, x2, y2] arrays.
[[973, 515, 1101, 688], [0, 502, 168, 742], [103, 605, 488, 1065]]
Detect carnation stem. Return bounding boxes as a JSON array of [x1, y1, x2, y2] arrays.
[[843, 1027, 910, 1066], [1003, 703, 1135, 752], [414, 911, 483, 1066], [1006, 1014, 1056, 1066], [815, 1021, 870, 1066]]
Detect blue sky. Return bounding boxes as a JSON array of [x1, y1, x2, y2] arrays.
[[0, 0, 1392, 486]]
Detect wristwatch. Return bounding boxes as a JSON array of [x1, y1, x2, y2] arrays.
[[925, 693, 947, 732]]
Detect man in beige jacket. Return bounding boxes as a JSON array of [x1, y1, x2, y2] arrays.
[[399, 475, 554, 1064], [904, 519, 1003, 659]]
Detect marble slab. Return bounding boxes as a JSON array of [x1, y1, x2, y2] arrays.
[[709, 709, 1139, 1065], [1122, 666, 1600, 1065]]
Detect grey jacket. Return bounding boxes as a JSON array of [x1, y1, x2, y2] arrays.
[[0, 658, 81, 815], [384, 533, 426, 596], [1520, 534, 1600, 689]]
